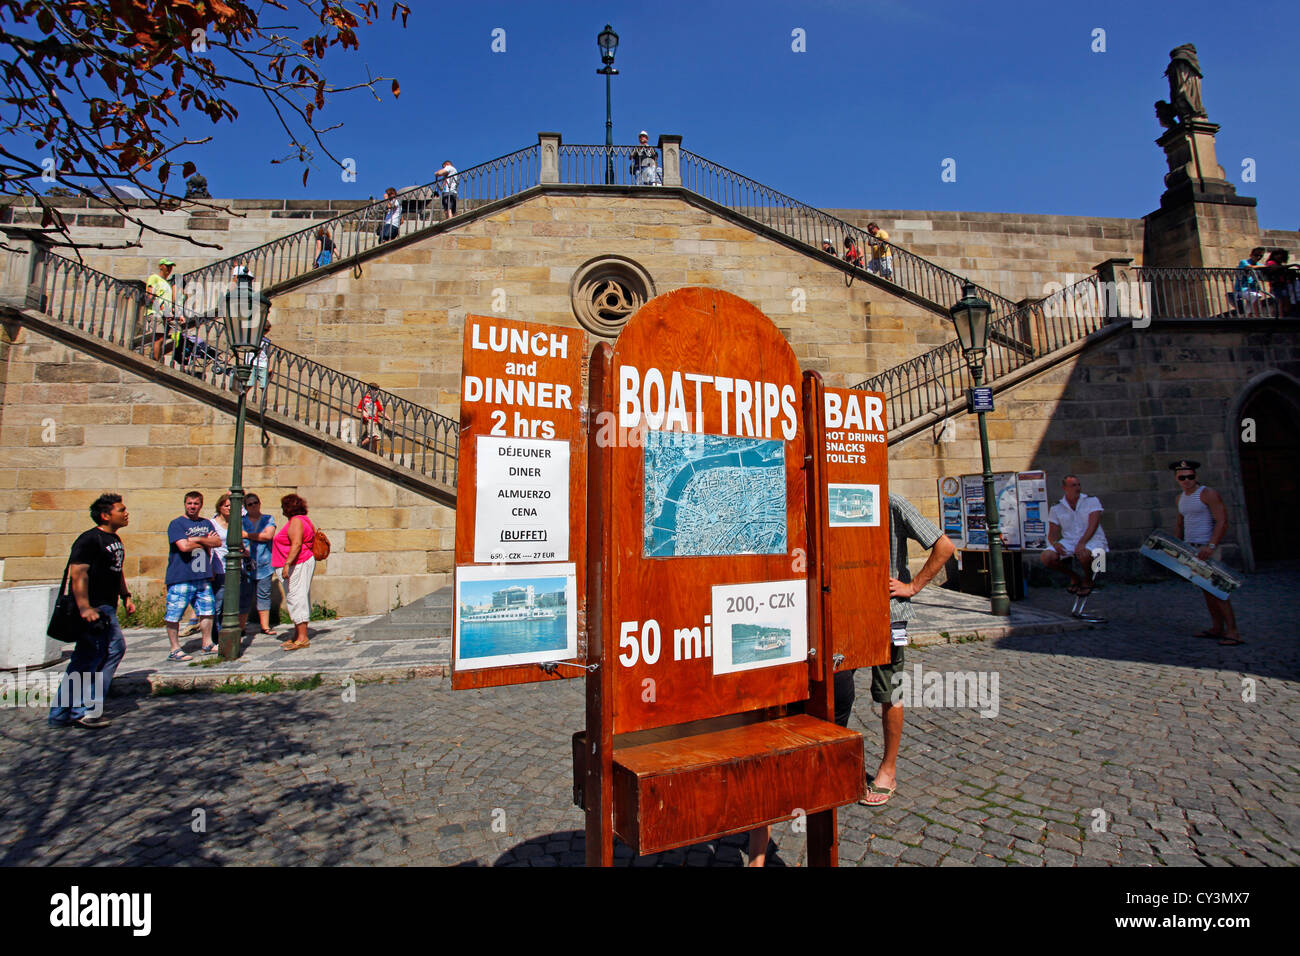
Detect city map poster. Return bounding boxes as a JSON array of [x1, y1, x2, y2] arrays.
[[643, 430, 787, 558], [711, 579, 808, 675], [938, 476, 964, 546], [454, 562, 577, 671], [1016, 471, 1049, 550], [993, 472, 1021, 549], [473, 435, 569, 563], [827, 484, 880, 527]]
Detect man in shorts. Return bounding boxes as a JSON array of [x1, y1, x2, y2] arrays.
[[146, 257, 177, 361], [866, 223, 894, 280], [850, 493, 955, 805], [163, 491, 222, 661], [436, 160, 459, 218]]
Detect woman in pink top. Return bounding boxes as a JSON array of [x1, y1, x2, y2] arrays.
[[272, 493, 316, 651]]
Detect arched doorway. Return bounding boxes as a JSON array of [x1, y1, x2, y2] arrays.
[[1238, 384, 1300, 562]]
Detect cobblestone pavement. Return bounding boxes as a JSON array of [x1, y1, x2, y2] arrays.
[[2, 564, 1296, 867]]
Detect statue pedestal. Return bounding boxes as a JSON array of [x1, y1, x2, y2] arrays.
[[1157, 120, 1232, 202], [1145, 120, 1258, 269]]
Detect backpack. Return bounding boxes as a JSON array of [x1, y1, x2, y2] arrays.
[[310, 528, 331, 562]]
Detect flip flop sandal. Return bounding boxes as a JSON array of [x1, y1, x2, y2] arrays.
[[167, 650, 193, 663], [1192, 630, 1224, 639], [1217, 637, 1245, 646], [859, 783, 896, 806], [200, 644, 219, 654]]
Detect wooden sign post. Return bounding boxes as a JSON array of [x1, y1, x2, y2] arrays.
[[582, 289, 866, 865], [451, 315, 589, 690]]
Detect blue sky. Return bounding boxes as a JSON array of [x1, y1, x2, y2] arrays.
[[23, 0, 1299, 228]]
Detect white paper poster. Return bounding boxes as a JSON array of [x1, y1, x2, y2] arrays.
[[474, 435, 569, 563], [1016, 471, 1049, 550], [993, 472, 1020, 549], [710, 579, 808, 675]]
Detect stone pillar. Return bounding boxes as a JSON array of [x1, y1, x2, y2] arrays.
[[1092, 257, 1140, 321], [1144, 121, 1258, 269], [538, 132, 562, 185], [658, 134, 682, 188], [0, 226, 49, 310]]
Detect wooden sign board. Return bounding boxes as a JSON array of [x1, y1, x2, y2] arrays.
[[451, 315, 588, 690], [590, 288, 810, 736], [809, 383, 891, 671]]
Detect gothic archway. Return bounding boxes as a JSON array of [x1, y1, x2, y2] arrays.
[[1226, 371, 1300, 569]]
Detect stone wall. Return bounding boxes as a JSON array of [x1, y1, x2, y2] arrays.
[[825, 208, 1147, 303], [0, 325, 452, 616], [887, 322, 1300, 574], [265, 191, 954, 413]]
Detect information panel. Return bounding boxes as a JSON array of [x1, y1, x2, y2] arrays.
[[453, 315, 588, 689], [1016, 471, 1049, 550], [938, 476, 964, 547]]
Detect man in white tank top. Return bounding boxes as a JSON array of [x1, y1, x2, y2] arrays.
[[1171, 459, 1241, 645]]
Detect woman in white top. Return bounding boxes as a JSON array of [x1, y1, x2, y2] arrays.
[[379, 187, 401, 242], [210, 493, 233, 623], [1171, 460, 1241, 645]]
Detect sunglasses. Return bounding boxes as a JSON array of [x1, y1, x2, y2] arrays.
[[1176, 474, 1196, 481]]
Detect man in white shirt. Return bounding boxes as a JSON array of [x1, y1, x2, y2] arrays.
[[436, 161, 458, 218], [1040, 474, 1108, 595]]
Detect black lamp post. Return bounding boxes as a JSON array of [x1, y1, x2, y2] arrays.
[[949, 282, 1011, 617], [217, 274, 271, 659], [596, 24, 619, 185]]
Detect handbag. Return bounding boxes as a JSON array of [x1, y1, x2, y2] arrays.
[[46, 561, 82, 643], [311, 528, 331, 562]]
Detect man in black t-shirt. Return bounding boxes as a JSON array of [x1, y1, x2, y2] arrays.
[[49, 493, 136, 730]]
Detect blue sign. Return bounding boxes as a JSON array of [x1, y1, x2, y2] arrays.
[[969, 387, 994, 413]]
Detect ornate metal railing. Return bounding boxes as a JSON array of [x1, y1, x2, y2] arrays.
[[29, 251, 459, 487], [1135, 265, 1290, 319], [854, 273, 1109, 430], [558, 144, 663, 187], [679, 149, 1017, 317], [182, 146, 541, 300]]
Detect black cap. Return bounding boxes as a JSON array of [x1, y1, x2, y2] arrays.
[[1169, 459, 1201, 471]]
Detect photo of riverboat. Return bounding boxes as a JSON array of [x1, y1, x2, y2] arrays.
[[454, 563, 577, 670], [828, 483, 880, 527]]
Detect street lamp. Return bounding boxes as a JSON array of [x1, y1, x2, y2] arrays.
[[596, 24, 619, 185], [949, 282, 1011, 617], [217, 274, 271, 659]]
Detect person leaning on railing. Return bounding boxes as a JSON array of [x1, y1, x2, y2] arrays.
[[1263, 249, 1299, 317], [866, 223, 894, 280], [1231, 247, 1270, 317], [145, 257, 177, 361]]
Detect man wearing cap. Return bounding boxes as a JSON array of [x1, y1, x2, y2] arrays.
[[146, 258, 177, 361], [1170, 459, 1242, 645], [866, 223, 894, 280], [630, 131, 660, 186]]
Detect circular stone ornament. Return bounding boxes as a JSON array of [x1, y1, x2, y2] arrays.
[[569, 256, 655, 337]]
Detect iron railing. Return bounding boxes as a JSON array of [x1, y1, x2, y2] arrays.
[[558, 144, 663, 187], [854, 273, 1109, 431], [1136, 265, 1292, 319], [679, 149, 1016, 317], [29, 251, 459, 487], [182, 146, 541, 300]]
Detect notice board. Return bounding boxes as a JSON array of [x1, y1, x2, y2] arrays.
[[452, 315, 588, 689]]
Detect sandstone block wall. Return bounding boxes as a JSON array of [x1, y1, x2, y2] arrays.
[[0, 325, 452, 616], [265, 192, 954, 413], [887, 324, 1300, 572], [826, 208, 1147, 304]]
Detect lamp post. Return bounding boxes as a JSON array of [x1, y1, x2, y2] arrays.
[[949, 282, 1011, 617], [217, 275, 271, 659], [596, 24, 619, 185]]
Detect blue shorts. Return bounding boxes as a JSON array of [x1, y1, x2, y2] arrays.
[[165, 582, 215, 622]]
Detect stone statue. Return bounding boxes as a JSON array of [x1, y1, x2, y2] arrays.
[[1155, 43, 1207, 127], [184, 173, 211, 199]]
